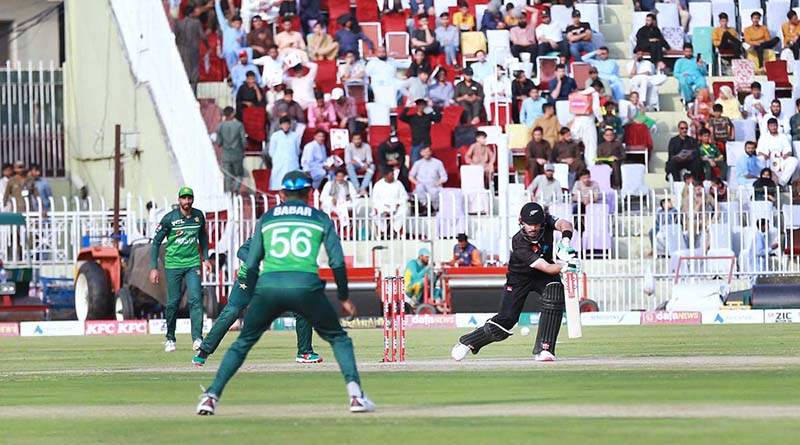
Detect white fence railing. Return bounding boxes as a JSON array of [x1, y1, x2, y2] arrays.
[[2, 185, 799, 311], [0, 60, 63, 177]]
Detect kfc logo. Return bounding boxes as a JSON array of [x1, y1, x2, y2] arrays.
[[85, 320, 148, 335]]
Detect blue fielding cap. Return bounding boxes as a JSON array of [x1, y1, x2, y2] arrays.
[[418, 247, 431, 257], [281, 170, 312, 191]]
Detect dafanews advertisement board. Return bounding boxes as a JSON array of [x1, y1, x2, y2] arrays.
[[640, 311, 702, 325]]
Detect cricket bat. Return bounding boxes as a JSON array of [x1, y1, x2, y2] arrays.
[[563, 271, 582, 338]]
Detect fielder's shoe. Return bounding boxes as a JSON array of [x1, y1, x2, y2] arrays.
[[451, 342, 470, 361], [534, 351, 556, 362], [296, 353, 323, 363], [164, 340, 177, 352], [349, 393, 377, 413], [196, 392, 218, 416], [192, 355, 206, 367], [192, 338, 203, 352]]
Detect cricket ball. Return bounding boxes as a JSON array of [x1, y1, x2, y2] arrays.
[[520, 327, 530, 336]]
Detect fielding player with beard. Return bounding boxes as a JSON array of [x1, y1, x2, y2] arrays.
[[451, 202, 579, 362]]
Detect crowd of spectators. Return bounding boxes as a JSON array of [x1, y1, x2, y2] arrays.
[[169, 0, 800, 248]]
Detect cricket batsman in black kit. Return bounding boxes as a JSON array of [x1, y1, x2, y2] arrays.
[[451, 202, 579, 362]]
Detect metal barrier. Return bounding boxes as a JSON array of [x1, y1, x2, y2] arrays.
[[2, 184, 799, 311], [0, 61, 64, 177]]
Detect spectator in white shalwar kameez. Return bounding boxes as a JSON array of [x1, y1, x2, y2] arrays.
[[320, 169, 359, 228], [482, 65, 513, 122], [371, 169, 409, 236], [570, 85, 603, 167]]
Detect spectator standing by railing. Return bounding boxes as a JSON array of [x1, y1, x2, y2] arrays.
[[3, 161, 38, 212], [175, 4, 210, 95], [268, 117, 302, 190], [216, 107, 247, 194], [0, 163, 11, 211], [215, 0, 248, 69], [28, 164, 51, 214], [445, 233, 482, 267]]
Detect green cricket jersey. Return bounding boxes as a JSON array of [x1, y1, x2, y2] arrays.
[[244, 199, 349, 299], [236, 237, 252, 280], [150, 208, 209, 269]]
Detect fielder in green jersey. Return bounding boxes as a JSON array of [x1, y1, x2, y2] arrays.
[[150, 187, 211, 352], [197, 171, 376, 415], [192, 237, 321, 366]]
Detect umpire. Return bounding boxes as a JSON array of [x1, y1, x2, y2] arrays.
[[451, 202, 579, 362]]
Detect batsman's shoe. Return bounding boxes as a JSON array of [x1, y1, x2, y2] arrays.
[[534, 351, 556, 362], [349, 393, 377, 413], [451, 342, 470, 361], [164, 340, 177, 352], [192, 355, 206, 367], [196, 392, 218, 416], [192, 338, 203, 352], [296, 353, 323, 363]]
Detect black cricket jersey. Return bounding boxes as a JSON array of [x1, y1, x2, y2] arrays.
[[506, 215, 558, 285]]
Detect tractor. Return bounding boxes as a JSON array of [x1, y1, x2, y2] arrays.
[[73, 238, 219, 321]]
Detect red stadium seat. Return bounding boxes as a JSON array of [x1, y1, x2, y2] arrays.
[[711, 81, 734, 101], [356, 0, 380, 23], [252, 169, 271, 193], [442, 106, 463, 127], [359, 22, 382, 59], [571, 63, 592, 90], [433, 147, 460, 188], [430, 123, 453, 150], [381, 12, 408, 34], [314, 60, 339, 93], [242, 107, 267, 151], [368, 125, 392, 148], [765, 60, 792, 95]]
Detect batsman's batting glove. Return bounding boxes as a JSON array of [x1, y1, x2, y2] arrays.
[[561, 258, 581, 274], [556, 238, 577, 262]]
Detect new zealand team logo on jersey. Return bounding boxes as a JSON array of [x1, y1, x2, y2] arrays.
[[176, 230, 184, 236]]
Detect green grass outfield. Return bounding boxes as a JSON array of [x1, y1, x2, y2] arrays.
[[1, 325, 800, 444]]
